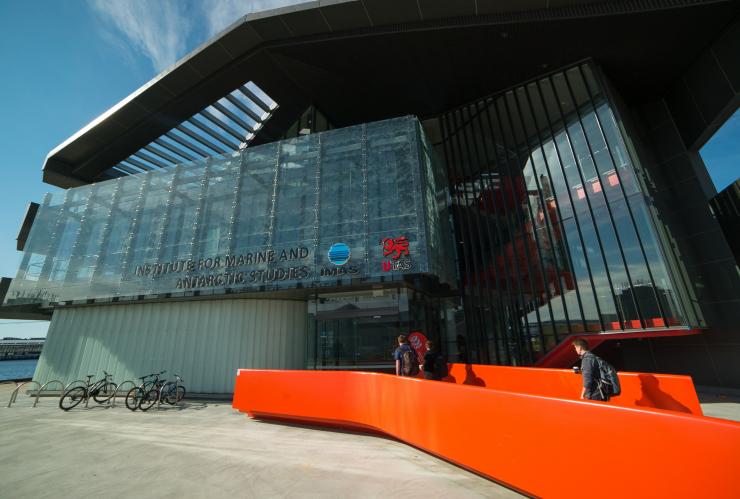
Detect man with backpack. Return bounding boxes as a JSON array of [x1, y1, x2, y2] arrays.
[[394, 335, 419, 377], [572, 338, 621, 401]]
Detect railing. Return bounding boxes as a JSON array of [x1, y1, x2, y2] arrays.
[[7, 381, 41, 407], [111, 380, 136, 408], [32, 380, 65, 407]]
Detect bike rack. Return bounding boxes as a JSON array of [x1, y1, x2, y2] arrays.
[[157, 384, 166, 408], [33, 380, 65, 407], [7, 381, 41, 407], [64, 379, 86, 391], [111, 380, 136, 408]]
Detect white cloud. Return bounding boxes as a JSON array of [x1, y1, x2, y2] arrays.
[[88, 0, 192, 72], [89, 0, 310, 73], [199, 0, 308, 37]]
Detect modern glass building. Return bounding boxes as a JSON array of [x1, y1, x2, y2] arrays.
[[2, 0, 739, 391]]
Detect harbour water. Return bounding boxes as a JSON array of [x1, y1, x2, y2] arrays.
[[0, 359, 38, 381]]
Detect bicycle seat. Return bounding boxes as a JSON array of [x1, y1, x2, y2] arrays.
[[86, 374, 95, 378]]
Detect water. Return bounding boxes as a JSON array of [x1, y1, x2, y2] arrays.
[[0, 359, 38, 381]]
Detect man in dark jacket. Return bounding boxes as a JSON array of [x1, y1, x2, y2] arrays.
[[573, 338, 606, 401], [394, 335, 418, 376]]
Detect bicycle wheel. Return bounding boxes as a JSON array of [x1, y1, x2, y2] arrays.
[[161, 383, 186, 405], [59, 387, 86, 411], [138, 388, 159, 411], [160, 383, 174, 405], [93, 382, 117, 404], [125, 387, 143, 411]]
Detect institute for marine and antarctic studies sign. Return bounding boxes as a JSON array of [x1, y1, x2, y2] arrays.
[[132, 235, 416, 291], [134, 246, 311, 290]]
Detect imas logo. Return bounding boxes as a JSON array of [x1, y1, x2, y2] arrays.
[[327, 242, 351, 266], [322, 242, 360, 277]]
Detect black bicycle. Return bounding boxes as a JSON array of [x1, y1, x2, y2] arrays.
[[59, 371, 117, 411], [125, 371, 166, 411]]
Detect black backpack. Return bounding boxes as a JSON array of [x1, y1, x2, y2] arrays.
[[402, 345, 420, 376], [596, 356, 621, 398]]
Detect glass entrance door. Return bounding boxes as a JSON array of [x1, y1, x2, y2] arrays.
[[313, 290, 401, 369]]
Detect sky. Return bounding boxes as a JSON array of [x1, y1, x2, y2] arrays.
[[0, 0, 738, 339]]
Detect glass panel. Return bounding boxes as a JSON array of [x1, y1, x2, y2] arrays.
[[4, 117, 456, 305]]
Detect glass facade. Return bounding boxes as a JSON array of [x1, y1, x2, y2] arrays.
[[4, 117, 455, 306], [305, 288, 463, 370], [438, 62, 691, 365]]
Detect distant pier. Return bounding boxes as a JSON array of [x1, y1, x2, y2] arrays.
[[0, 338, 44, 360]]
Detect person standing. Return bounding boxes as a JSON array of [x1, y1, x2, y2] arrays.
[[573, 338, 606, 401], [394, 335, 419, 377], [421, 339, 446, 380]]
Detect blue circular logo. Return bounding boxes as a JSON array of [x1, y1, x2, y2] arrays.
[[328, 243, 351, 266]]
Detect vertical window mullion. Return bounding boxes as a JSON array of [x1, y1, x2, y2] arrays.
[[535, 78, 604, 332], [441, 113, 479, 363], [505, 89, 562, 349], [452, 107, 492, 364], [490, 95, 542, 365], [578, 64, 673, 326], [481, 99, 532, 366], [562, 67, 644, 328], [550, 73, 620, 332], [515, 86, 576, 344], [463, 103, 509, 365]]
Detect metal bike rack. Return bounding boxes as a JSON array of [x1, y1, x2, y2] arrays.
[[33, 380, 65, 407], [111, 380, 136, 408], [7, 381, 41, 407], [64, 379, 86, 391]]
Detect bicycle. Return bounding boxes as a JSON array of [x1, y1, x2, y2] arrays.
[[160, 374, 186, 406], [59, 371, 117, 411], [138, 375, 168, 412], [125, 371, 166, 411]]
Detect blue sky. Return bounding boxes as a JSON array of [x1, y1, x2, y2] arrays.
[[0, 1, 737, 339]]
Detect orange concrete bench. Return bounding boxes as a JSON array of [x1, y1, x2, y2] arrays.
[[443, 363, 703, 415], [233, 369, 739, 498]]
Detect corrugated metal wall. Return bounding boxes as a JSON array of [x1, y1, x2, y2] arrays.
[[33, 298, 307, 393]]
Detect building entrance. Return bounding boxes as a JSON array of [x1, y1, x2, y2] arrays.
[[307, 287, 465, 370], [310, 290, 402, 370]]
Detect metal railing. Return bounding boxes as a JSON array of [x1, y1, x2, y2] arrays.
[[33, 380, 65, 407], [7, 381, 41, 407], [111, 380, 136, 408]]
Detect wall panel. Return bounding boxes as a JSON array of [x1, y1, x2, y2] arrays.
[[33, 298, 307, 394]]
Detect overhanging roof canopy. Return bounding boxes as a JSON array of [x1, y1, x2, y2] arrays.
[[42, 0, 740, 188]]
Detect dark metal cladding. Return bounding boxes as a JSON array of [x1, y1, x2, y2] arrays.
[[41, 0, 740, 187]]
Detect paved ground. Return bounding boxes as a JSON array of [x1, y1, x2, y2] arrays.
[[3, 382, 738, 499], [0, 382, 520, 499], [698, 391, 740, 422]]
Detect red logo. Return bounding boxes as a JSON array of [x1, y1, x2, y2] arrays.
[[382, 236, 410, 260], [382, 261, 392, 272]]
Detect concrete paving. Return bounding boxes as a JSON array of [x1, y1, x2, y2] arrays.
[[0, 382, 521, 499], [698, 391, 740, 422]]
